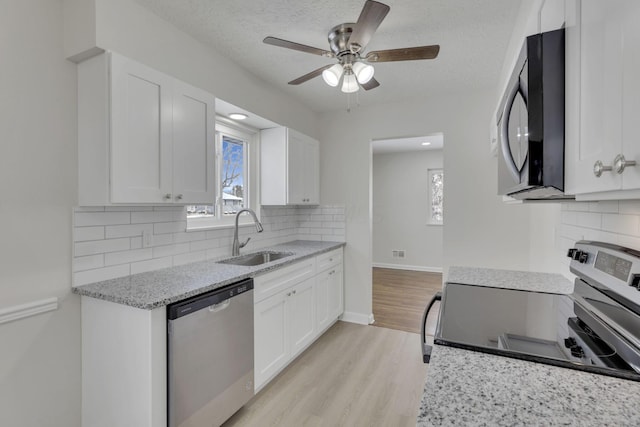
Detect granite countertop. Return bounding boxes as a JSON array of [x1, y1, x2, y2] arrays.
[[72, 240, 344, 310], [418, 345, 640, 426], [447, 266, 574, 294], [417, 266, 640, 426]]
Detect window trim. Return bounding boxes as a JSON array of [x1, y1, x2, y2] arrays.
[[427, 168, 444, 226], [187, 118, 260, 231]]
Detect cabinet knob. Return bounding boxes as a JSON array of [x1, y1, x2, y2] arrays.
[[614, 154, 637, 174], [292, 290, 297, 295], [163, 193, 172, 200], [593, 161, 613, 178], [175, 194, 183, 200], [286, 292, 292, 297]]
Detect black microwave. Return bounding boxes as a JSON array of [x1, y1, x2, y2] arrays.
[[497, 28, 570, 200]]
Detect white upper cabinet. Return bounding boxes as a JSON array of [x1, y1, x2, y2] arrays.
[[260, 127, 319, 205], [565, 0, 640, 199], [78, 52, 215, 205]]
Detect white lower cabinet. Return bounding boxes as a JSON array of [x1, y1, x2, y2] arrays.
[[253, 248, 344, 391], [316, 251, 344, 333]]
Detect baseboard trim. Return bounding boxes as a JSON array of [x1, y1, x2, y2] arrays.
[[340, 311, 374, 325], [0, 297, 58, 325], [372, 263, 443, 273]]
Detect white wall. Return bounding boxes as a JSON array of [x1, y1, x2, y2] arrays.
[[320, 91, 532, 323], [0, 1, 80, 426], [372, 149, 443, 271]]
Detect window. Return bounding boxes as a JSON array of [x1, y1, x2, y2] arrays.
[[187, 121, 257, 229], [428, 169, 444, 225]]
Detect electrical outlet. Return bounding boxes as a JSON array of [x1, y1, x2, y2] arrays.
[[392, 250, 406, 258], [143, 230, 153, 248]]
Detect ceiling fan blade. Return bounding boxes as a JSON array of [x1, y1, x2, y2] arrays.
[[263, 36, 334, 58], [361, 77, 380, 91], [348, 0, 390, 52], [365, 45, 440, 62], [288, 64, 334, 85]]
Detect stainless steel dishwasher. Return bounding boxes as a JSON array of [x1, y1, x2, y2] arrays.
[[167, 278, 254, 427]]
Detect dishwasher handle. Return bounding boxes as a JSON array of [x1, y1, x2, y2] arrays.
[[421, 291, 442, 364], [209, 299, 231, 313]]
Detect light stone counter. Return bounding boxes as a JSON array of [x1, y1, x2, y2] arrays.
[[447, 266, 574, 294], [72, 240, 344, 309], [417, 266, 640, 426], [418, 345, 640, 426]]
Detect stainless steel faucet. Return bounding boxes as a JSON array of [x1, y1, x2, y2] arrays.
[[232, 208, 264, 256]]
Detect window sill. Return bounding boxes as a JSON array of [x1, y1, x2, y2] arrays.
[[187, 217, 256, 231]]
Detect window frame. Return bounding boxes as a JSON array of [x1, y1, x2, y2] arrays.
[[427, 168, 444, 226], [187, 118, 260, 230]]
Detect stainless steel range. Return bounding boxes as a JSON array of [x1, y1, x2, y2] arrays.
[[422, 241, 640, 381]]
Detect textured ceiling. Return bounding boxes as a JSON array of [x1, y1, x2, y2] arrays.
[[133, 0, 522, 113]]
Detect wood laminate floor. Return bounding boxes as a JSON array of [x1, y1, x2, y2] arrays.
[[223, 321, 428, 427], [372, 268, 442, 334]]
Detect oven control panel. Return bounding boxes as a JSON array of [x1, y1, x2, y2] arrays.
[[569, 241, 640, 305]]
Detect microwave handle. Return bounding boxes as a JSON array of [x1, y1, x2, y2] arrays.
[[500, 78, 522, 182], [421, 291, 442, 364]]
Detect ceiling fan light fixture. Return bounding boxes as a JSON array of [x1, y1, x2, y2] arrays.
[[322, 64, 344, 87], [341, 72, 359, 93], [352, 61, 374, 84]]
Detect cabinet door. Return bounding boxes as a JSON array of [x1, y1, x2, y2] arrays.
[[254, 292, 289, 390], [287, 132, 306, 204], [328, 264, 344, 321], [315, 269, 330, 332], [304, 139, 320, 204], [569, 0, 624, 193], [172, 80, 216, 204], [621, 1, 640, 190], [110, 54, 173, 203], [288, 278, 316, 357]]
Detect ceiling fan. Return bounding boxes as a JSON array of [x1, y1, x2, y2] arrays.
[[263, 0, 440, 93]]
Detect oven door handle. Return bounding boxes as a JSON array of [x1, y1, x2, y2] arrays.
[[421, 291, 442, 364]]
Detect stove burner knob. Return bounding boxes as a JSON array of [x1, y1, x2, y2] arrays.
[[564, 337, 577, 348], [578, 252, 589, 263], [571, 250, 583, 261], [570, 346, 585, 358], [567, 249, 577, 258]]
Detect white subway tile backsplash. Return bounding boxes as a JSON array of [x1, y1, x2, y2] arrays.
[[75, 211, 130, 226], [74, 226, 105, 242], [575, 212, 602, 229], [152, 243, 190, 259], [130, 257, 172, 275], [72, 204, 345, 286], [105, 223, 153, 239], [620, 200, 640, 215], [173, 250, 206, 266], [75, 238, 130, 257], [74, 254, 104, 272], [74, 264, 130, 287], [104, 248, 152, 266], [132, 211, 179, 224], [588, 201, 619, 213], [602, 214, 640, 236]]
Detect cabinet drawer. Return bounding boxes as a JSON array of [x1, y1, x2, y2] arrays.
[[316, 248, 342, 272], [254, 258, 316, 303]]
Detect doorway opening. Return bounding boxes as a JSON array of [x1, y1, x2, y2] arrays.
[[370, 134, 444, 334]]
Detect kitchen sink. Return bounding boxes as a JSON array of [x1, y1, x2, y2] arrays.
[[217, 251, 293, 267]]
